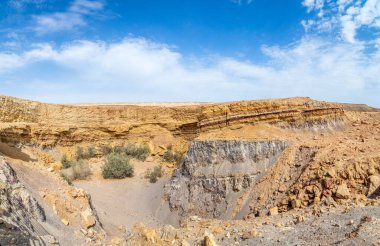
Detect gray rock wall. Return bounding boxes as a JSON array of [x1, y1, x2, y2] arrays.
[[165, 140, 288, 219], [0, 157, 46, 239]]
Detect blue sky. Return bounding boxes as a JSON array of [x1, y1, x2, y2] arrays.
[[0, 0, 379, 106]]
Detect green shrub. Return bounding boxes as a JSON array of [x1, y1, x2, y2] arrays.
[[144, 165, 164, 183], [102, 153, 134, 179], [124, 143, 150, 161], [61, 154, 73, 169], [75, 146, 84, 160], [100, 143, 150, 161], [86, 146, 96, 158], [162, 148, 184, 165]]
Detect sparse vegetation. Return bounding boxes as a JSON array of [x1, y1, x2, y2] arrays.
[[61, 154, 73, 169], [76, 146, 97, 160], [102, 152, 134, 179], [162, 145, 184, 165], [144, 165, 164, 183], [60, 173, 72, 185], [72, 160, 91, 180], [60, 160, 91, 183], [76, 146, 84, 160], [101, 144, 113, 155], [100, 143, 150, 161], [124, 143, 150, 161]]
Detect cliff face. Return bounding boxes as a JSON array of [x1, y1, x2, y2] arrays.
[[198, 97, 345, 131], [0, 157, 46, 242], [165, 140, 288, 219], [0, 96, 345, 147]]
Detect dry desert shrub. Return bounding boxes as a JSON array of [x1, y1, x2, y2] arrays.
[[102, 152, 134, 179]]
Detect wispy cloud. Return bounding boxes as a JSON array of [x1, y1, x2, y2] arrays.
[[8, 0, 46, 10], [32, 0, 104, 34], [301, 0, 380, 43], [230, 0, 253, 5], [0, 37, 379, 106]]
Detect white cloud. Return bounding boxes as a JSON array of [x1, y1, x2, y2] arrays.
[[0, 53, 24, 73], [32, 0, 104, 33], [302, 0, 325, 12], [0, 37, 379, 106], [8, 0, 45, 10], [302, 0, 380, 43]]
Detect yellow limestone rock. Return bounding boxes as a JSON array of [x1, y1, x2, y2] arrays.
[[81, 208, 96, 229], [204, 231, 217, 246], [336, 183, 350, 199]]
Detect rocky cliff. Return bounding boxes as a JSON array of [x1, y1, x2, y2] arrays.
[[165, 140, 288, 219], [0, 96, 345, 148]]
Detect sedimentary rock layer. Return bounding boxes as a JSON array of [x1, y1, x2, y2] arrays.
[[0, 96, 345, 146]]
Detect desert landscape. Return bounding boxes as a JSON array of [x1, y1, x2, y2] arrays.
[[0, 95, 379, 245]]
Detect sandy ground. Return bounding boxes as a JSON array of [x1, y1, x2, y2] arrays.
[[75, 159, 175, 237]]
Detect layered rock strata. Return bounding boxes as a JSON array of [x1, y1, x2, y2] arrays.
[[0, 157, 46, 241], [0, 96, 345, 147], [165, 140, 288, 219]]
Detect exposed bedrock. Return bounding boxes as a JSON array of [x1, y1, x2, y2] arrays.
[[0, 96, 345, 146], [0, 157, 47, 243], [165, 140, 288, 219]]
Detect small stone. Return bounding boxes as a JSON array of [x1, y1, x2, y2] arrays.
[[348, 220, 354, 225], [61, 218, 69, 226], [278, 184, 286, 193], [204, 231, 217, 246], [367, 168, 376, 175], [268, 206, 278, 216], [326, 169, 336, 178], [335, 183, 350, 199], [291, 199, 302, 209], [241, 228, 258, 240], [294, 215, 305, 224], [189, 216, 201, 221]]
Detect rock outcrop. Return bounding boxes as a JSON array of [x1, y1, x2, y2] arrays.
[[0, 96, 345, 147], [165, 140, 288, 219], [0, 157, 46, 242]]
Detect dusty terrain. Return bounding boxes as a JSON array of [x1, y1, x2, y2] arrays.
[[0, 95, 379, 245]]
